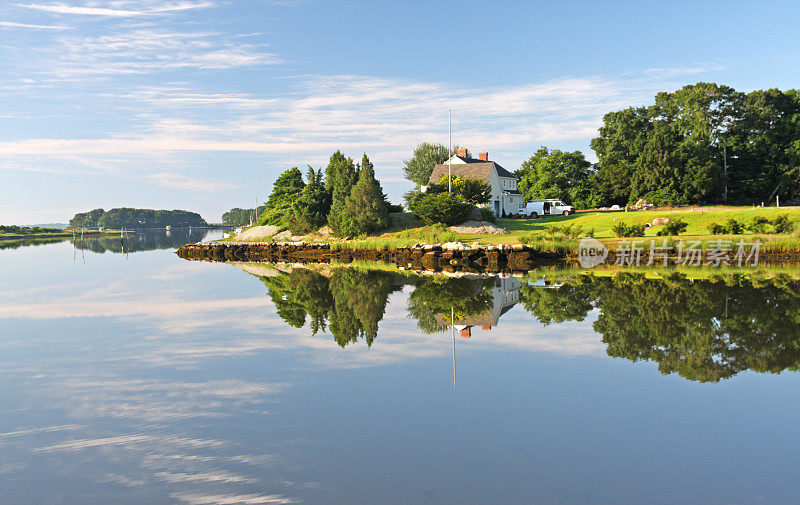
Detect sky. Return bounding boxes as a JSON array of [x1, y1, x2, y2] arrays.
[[1, 0, 799, 224]]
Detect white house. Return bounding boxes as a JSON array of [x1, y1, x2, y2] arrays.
[[427, 148, 523, 216]]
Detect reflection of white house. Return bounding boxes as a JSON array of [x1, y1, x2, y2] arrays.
[[426, 149, 523, 217], [435, 276, 524, 338]]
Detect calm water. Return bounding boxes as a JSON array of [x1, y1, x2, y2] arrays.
[[2, 232, 800, 504]]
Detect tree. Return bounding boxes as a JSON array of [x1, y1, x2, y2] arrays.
[[259, 167, 305, 227], [222, 206, 266, 226], [69, 208, 105, 228], [402, 142, 468, 187], [516, 147, 592, 208], [409, 192, 472, 226], [289, 167, 331, 235], [338, 154, 390, 237], [325, 151, 359, 236], [430, 175, 491, 205]]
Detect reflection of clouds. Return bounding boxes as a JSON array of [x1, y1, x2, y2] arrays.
[[46, 378, 289, 422], [35, 434, 227, 453], [171, 492, 297, 504]]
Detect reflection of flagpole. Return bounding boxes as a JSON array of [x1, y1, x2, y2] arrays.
[[451, 306, 456, 388]]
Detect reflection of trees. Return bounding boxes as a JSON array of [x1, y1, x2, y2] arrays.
[[406, 277, 495, 333], [261, 268, 403, 347], [72, 229, 215, 253], [519, 272, 800, 382]]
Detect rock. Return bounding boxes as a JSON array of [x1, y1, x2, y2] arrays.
[[236, 225, 280, 241], [467, 206, 483, 220], [610, 204, 622, 211], [273, 230, 292, 241], [448, 220, 508, 235], [652, 217, 669, 226], [317, 225, 333, 236], [441, 242, 464, 250]]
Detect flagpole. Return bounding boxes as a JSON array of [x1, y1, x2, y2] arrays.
[[448, 109, 452, 193]]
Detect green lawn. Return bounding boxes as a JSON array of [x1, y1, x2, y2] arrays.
[[230, 207, 800, 253]]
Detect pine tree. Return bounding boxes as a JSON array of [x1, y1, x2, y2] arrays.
[[325, 151, 359, 236], [259, 167, 305, 226], [339, 153, 390, 237], [289, 167, 331, 235]]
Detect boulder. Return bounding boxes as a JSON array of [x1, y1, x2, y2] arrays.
[[652, 217, 669, 226], [448, 220, 508, 235], [273, 230, 292, 241], [236, 225, 280, 241]]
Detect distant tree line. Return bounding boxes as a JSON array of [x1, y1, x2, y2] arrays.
[[69, 208, 207, 229], [260, 152, 402, 237], [221, 206, 266, 226]]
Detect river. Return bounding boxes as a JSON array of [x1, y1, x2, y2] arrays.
[[1, 231, 799, 504]]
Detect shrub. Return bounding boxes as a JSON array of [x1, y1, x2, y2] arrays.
[[747, 216, 770, 234], [409, 192, 472, 226], [612, 221, 645, 237], [656, 218, 688, 236], [772, 214, 795, 234], [480, 207, 496, 223], [708, 223, 726, 234], [724, 218, 744, 235], [709, 219, 743, 235]]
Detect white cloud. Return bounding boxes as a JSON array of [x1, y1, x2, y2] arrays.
[[18, 1, 214, 17], [147, 172, 239, 192], [0, 20, 68, 29]]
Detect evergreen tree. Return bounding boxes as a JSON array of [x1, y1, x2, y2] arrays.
[[289, 167, 331, 235], [338, 153, 390, 237], [325, 151, 359, 236], [259, 167, 305, 227]]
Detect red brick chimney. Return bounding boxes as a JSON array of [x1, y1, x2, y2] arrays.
[[456, 147, 467, 158], [460, 327, 471, 339], [478, 151, 488, 161]]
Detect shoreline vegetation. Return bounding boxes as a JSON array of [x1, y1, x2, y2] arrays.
[[215, 206, 800, 255]]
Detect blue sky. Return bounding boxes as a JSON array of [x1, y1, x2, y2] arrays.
[[1, 0, 799, 223]]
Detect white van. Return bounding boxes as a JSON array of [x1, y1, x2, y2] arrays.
[[522, 199, 574, 218]]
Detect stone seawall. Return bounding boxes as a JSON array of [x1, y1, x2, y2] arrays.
[[176, 242, 567, 274]]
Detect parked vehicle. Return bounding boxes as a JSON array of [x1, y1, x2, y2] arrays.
[[521, 199, 574, 218]]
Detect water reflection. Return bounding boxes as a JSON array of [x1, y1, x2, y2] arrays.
[[251, 265, 800, 383], [0, 228, 224, 252]]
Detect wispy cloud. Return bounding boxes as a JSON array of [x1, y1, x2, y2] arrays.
[[18, 1, 214, 17], [48, 29, 280, 77], [147, 172, 239, 192], [0, 20, 69, 29]]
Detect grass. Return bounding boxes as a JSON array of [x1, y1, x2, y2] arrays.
[[217, 207, 800, 255]]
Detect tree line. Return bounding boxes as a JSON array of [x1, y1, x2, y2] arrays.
[[69, 208, 207, 229], [402, 83, 800, 209], [260, 152, 402, 237], [221, 206, 266, 226]]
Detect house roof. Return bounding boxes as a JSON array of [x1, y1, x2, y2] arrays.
[[429, 159, 516, 184]]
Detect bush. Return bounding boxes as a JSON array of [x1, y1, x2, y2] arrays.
[[409, 192, 472, 226], [747, 216, 770, 234], [772, 214, 795, 234], [656, 218, 688, 236], [480, 207, 496, 223], [611, 221, 645, 237], [708, 218, 745, 235], [708, 223, 726, 234]]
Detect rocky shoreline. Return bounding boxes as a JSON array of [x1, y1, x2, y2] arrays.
[[176, 241, 567, 273]]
